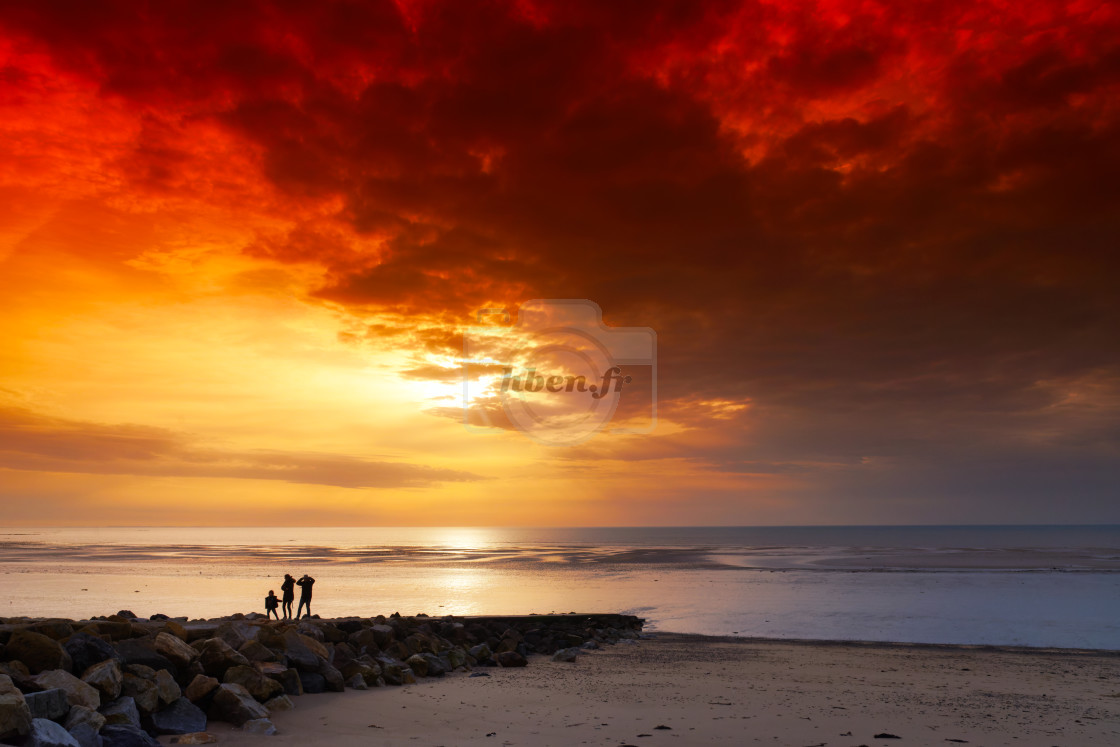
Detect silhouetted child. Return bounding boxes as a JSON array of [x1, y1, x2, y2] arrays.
[[265, 590, 280, 620], [296, 574, 315, 618]]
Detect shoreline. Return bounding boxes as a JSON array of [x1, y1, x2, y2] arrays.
[[201, 630, 1120, 747]]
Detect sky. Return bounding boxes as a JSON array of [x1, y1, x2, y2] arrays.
[[0, 0, 1117, 526]]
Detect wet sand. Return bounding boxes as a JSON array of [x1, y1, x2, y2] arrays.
[[189, 634, 1120, 747]]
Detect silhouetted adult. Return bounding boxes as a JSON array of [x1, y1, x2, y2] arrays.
[[280, 573, 296, 619], [296, 574, 315, 618], [265, 590, 280, 620]]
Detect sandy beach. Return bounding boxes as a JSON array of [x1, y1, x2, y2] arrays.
[[195, 634, 1120, 747]]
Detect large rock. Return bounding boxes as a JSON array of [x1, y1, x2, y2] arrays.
[[120, 673, 158, 715], [214, 621, 257, 651], [236, 640, 276, 663], [81, 658, 123, 703], [63, 704, 105, 734], [280, 631, 326, 672], [154, 669, 180, 706], [262, 694, 292, 712], [24, 688, 69, 721], [153, 633, 198, 670], [196, 639, 249, 680], [26, 621, 75, 642], [206, 683, 268, 726], [113, 640, 174, 675], [64, 633, 118, 678], [296, 672, 326, 694], [468, 643, 492, 661], [223, 665, 282, 703], [318, 661, 345, 692], [268, 667, 302, 697], [7, 631, 71, 674], [147, 697, 206, 735], [241, 717, 277, 735], [25, 718, 80, 747], [100, 723, 160, 747], [34, 670, 101, 710], [100, 696, 141, 728], [551, 647, 580, 662], [182, 675, 218, 704], [0, 674, 33, 739], [495, 650, 527, 668], [368, 624, 394, 648], [67, 722, 101, 747], [404, 654, 428, 677], [419, 653, 446, 677]]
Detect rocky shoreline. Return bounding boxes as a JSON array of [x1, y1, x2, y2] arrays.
[[0, 611, 644, 746]]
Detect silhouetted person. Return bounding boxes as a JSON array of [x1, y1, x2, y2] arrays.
[[280, 573, 295, 619], [265, 590, 280, 620], [296, 574, 315, 618]]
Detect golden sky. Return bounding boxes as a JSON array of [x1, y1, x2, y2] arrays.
[[1, 0, 1118, 525]]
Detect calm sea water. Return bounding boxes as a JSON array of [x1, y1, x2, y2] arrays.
[[2, 526, 1118, 649]]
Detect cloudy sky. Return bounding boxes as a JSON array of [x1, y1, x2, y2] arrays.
[[1, 0, 1117, 525]]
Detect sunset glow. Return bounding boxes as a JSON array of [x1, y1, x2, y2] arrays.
[[1, 0, 1117, 525]]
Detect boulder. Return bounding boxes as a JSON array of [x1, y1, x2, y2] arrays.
[[368, 625, 394, 648], [81, 658, 123, 703], [158, 621, 189, 641], [223, 665, 282, 703], [339, 660, 378, 686], [183, 675, 219, 705], [147, 697, 206, 735], [318, 662, 345, 692], [24, 688, 70, 721], [262, 694, 293, 712], [196, 639, 249, 680], [88, 621, 133, 642], [268, 668, 302, 697], [7, 631, 71, 674], [242, 717, 277, 735], [154, 669, 180, 706], [207, 683, 268, 726], [404, 654, 428, 678], [115, 612, 138, 620], [100, 696, 141, 728], [214, 621, 257, 651], [100, 723, 160, 747], [27, 621, 75, 642], [495, 651, 527, 668], [418, 653, 446, 677], [113, 640, 174, 675], [551, 647, 580, 663], [446, 647, 468, 670], [168, 734, 218, 745], [153, 633, 197, 670], [63, 704, 105, 734], [467, 643, 492, 661], [236, 640, 276, 663], [345, 674, 367, 690], [66, 722, 101, 747], [25, 717, 80, 747], [297, 671, 326, 694], [0, 673, 33, 739], [280, 631, 326, 672], [120, 673, 158, 714], [34, 670, 100, 710]]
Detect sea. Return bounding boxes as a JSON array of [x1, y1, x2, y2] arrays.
[[2, 526, 1118, 650]]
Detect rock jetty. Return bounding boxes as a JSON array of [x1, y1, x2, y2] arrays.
[[0, 611, 643, 744]]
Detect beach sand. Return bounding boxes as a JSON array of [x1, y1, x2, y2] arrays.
[[187, 634, 1120, 746]]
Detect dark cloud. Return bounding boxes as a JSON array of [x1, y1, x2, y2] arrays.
[[2, 0, 1118, 516]]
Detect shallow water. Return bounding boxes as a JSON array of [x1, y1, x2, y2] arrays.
[[2, 526, 1118, 649]]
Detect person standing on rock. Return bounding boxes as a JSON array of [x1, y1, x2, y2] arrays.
[[281, 573, 296, 619], [296, 573, 315, 618], [265, 589, 280, 620]]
